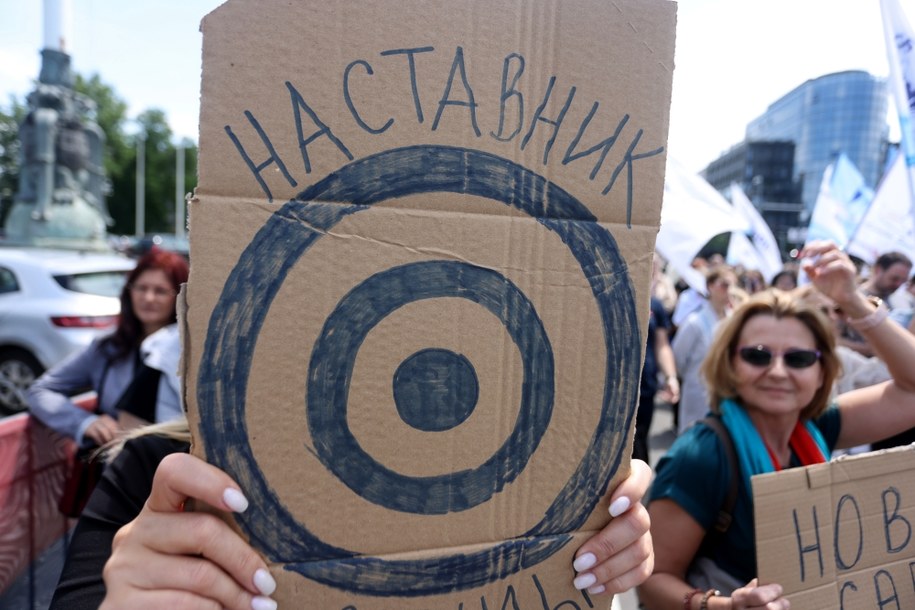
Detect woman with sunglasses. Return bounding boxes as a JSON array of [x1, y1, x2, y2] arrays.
[[638, 241, 915, 610]]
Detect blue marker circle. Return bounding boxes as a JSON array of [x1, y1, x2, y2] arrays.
[[309, 261, 552, 513], [197, 145, 641, 596], [393, 348, 479, 432]]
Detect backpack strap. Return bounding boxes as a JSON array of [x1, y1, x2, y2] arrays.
[[701, 415, 739, 534]]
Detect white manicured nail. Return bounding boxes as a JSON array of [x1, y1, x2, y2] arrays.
[[573, 552, 597, 572], [254, 568, 276, 595], [609, 496, 631, 518], [252, 596, 277, 610], [573, 572, 597, 590], [223, 487, 249, 513], [587, 584, 606, 595]]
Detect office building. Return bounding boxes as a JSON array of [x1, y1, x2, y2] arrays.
[[745, 70, 888, 213], [703, 70, 889, 253], [704, 141, 800, 256]]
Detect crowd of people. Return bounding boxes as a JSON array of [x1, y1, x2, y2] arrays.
[[22, 239, 915, 609], [637, 241, 915, 609]]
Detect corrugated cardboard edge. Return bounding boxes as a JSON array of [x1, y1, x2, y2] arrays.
[[177, 283, 190, 422]]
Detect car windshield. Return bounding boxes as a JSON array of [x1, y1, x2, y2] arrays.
[[54, 270, 130, 298]]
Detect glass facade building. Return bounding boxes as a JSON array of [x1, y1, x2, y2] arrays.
[[703, 141, 800, 256], [745, 70, 888, 214]]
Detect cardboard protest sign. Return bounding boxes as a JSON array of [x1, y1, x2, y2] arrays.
[[184, 0, 675, 606], [755, 445, 915, 610]]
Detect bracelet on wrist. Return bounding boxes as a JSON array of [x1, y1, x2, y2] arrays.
[[700, 588, 720, 609], [683, 588, 703, 610], [846, 296, 888, 332]]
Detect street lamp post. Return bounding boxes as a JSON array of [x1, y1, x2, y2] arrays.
[[175, 140, 186, 237], [135, 130, 146, 237]]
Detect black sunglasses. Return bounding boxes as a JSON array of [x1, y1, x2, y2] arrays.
[[737, 345, 821, 369]]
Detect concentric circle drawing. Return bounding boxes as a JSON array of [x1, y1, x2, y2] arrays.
[[196, 144, 641, 596], [308, 260, 553, 514]]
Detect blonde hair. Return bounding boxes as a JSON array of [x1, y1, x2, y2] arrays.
[[101, 417, 191, 461], [700, 288, 840, 421]]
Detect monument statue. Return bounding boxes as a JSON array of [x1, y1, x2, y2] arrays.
[[4, 7, 112, 251]]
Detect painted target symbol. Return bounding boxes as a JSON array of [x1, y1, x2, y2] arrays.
[[197, 145, 641, 597]]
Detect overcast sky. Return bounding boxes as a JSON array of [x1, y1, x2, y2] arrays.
[[0, 0, 907, 173]]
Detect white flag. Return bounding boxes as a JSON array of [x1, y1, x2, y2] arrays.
[[881, 0, 915, 197], [805, 154, 874, 248], [847, 153, 915, 264], [727, 183, 783, 281], [879, 0, 915, 250], [726, 231, 767, 275], [657, 157, 748, 292]]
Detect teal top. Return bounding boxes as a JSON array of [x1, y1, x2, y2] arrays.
[[649, 406, 842, 584]]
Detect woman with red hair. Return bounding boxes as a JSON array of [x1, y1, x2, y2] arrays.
[[28, 249, 189, 447]]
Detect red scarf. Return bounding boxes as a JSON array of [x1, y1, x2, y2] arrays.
[[761, 420, 828, 470]]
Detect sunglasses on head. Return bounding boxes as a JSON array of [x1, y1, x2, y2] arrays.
[[737, 345, 821, 369]]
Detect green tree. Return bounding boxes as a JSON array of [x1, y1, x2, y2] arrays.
[[133, 110, 198, 234], [0, 95, 27, 225], [73, 74, 134, 234], [71, 75, 199, 235]]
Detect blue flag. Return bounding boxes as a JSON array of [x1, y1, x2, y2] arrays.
[[806, 153, 874, 248]]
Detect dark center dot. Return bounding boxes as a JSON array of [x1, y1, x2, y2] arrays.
[[392, 348, 479, 432]]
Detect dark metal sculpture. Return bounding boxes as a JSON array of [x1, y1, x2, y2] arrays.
[[6, 45, 111, 250]]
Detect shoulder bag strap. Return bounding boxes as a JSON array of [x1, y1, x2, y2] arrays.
[[701, 415, 739, 534]]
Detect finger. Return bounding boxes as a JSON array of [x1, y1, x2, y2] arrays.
[[748, 583, 785, 606], [105, 547, 264, 610], [610, 459, 651, 510], [91, 417, 119, 443], [87, 423, 114, 445], [124, 513, 276, 595], [138, 455, 275, 597], [576, 500, 650, 563], [102, 419, 121, 441], [146, 453, 250, 515], [100, 588, 223, 610], [810, 250, 848, 271], [84, 424, 101, 444], [799, 240, 837, 258], [574, 528, 653, 595], [572, 462, 651, 578], [572, 500, 651, 589]]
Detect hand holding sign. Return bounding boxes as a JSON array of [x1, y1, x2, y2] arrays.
[[728, 578, 788, 610], [573, 459, 654, 597], [54, 433, 655, 608], [99, 452, 277, 610]]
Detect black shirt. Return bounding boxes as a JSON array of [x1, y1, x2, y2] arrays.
[[51, 435, 189, 609]]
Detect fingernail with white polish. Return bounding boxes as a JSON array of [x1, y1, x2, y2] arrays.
[[223, 487, 249, 513], [587, 584, 606, 595], [608, 496, 631, 518], [254, 568, 277, 596], [251, 596, 277, 610], [573, 572, 596, 590], [573, 552, 597, 572]]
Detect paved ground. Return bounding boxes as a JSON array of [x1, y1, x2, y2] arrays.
[[612, 398, 677, 610]]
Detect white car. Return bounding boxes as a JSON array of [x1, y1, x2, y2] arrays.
[[0, 248, 136, 414]]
